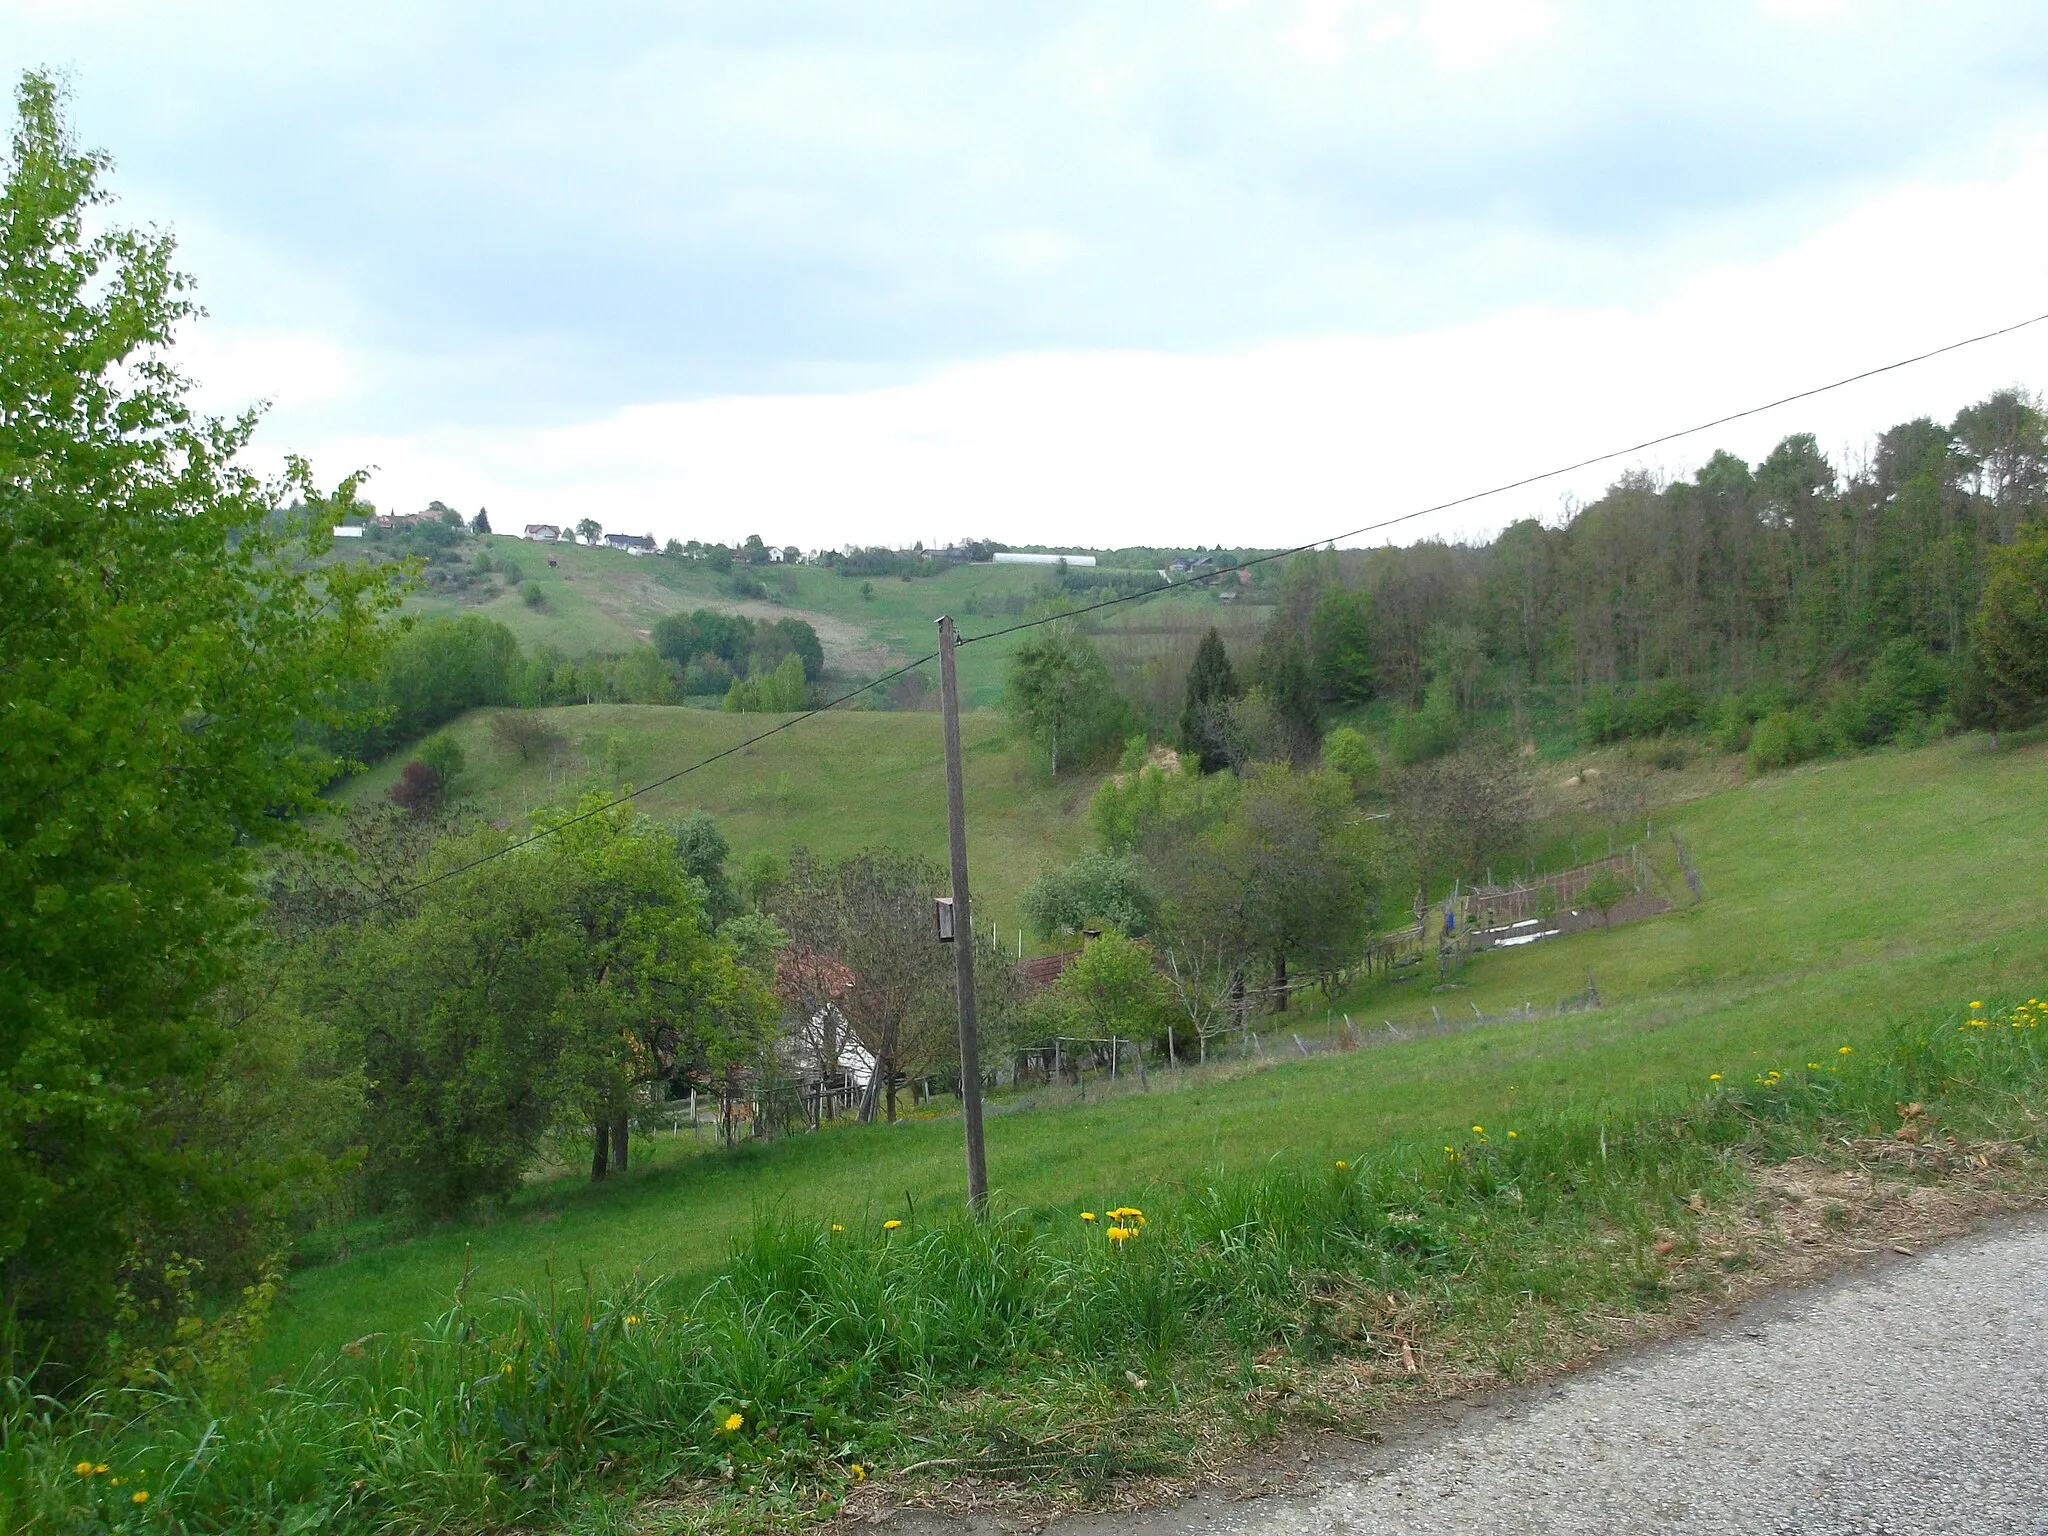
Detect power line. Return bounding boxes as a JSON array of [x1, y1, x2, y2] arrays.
[[958, 307, 2048, 646], [375, 652, 938, 905], [372, 305, 2048, 904]]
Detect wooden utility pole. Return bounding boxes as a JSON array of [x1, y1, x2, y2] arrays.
[[935, 616, 989, 1215]]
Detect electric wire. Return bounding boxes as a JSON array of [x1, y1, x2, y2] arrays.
[[367, 305, 2048, 906], [956, 307, 2048, 646]]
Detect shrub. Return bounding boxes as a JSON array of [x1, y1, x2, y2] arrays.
[[1386, 682, 1462, 764], [1321, 725, 1380, 797], [523, 582, 547, 610], [387, 760, 442, 813], [1746, 709, 1829, 773]]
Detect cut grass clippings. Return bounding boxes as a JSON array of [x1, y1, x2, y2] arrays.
[[6, 1000, 2042, 1536]]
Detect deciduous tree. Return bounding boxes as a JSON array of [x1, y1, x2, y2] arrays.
[[0, 73, 402, 1378]]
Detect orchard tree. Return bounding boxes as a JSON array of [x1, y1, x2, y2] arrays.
[[577, 517, 602, 545], [0, 73, 402, 1379]]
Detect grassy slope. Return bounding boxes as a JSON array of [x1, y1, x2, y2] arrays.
[[261, 735, 2048, 1373], [358, 534, 1228, 708], [338, 704, 1105, 933]]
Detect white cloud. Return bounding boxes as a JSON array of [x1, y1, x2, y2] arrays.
[[256, 133, 2048, 553]]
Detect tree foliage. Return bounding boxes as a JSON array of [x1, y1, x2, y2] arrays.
[[1177, 627, 1242, 773], [1973, 523, 2048, 730], [0, 73, 403, 1379], [1004, 623, 1126, 777]]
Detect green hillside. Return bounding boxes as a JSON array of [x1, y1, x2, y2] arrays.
[[332, 531, 1254, 708], [265, 734, 2048, 1373], [340, 703, 1106, 931]]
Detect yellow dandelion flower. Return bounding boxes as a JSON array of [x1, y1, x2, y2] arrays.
[[1838, 1045, 1853, 1056], [1709, 1073, 1722, 1082], [1507, 1130, 1518, 1139], [850, 1463, 867, 1482], [830, 1224, 844, 1233], [1080, 1211, 1097, 1221], [73, 1461, 93, 1477], [1335, 1160, 1348, 1170], [131, 1491, 149, 1506], [881, 1219, 902, 1231], [624, 1314, 640, 1327], [500, 1361, 513, 1375], [1107, 1226, 1133, 1244], [93, 1465, 108, 1476], [1471, 1125, 1484, 1135], [719, 1412, 744, 1434], [1807, 1062, 1819, 1070]]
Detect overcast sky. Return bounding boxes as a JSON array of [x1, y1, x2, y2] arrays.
[[9, 1, 2048, 550]]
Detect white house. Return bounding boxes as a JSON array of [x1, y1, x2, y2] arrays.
[[332, 525, 364, 539], [523, 523, 562, 542]]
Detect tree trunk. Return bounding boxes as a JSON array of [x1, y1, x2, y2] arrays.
[[1271, 950, 1288, 1012], [610, 1111, 629, 1173], [590, 1120, 609, 1181]]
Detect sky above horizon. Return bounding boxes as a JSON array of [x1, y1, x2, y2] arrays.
[[8, 1, 2048, 550]]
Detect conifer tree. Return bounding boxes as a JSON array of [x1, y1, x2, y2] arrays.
[[1179, 627, 1242, 773]]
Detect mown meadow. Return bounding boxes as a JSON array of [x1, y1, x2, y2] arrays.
[[261, 733, 2048, 1374]]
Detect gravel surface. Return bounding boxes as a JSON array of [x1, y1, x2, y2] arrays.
[[1034, 1214, 2048, 1536]]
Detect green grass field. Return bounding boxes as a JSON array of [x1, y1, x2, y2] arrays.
[[263, 734, 2048, 1375], [339, 703, 1106, 933]]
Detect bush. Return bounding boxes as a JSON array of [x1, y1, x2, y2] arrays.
[[1746, 709, 1829, 773], [1321, 725, 1380, 797], [387, 760, 442, 813], [523, 582, 547, 610], [1581, 679, 1701, 744], [1386, 682, 1462, 764]]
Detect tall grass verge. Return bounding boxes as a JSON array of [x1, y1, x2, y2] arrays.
[[8, 1001, 2041, 1534]]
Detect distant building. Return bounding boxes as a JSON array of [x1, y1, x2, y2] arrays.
[[992, 551, 1097, 568], [371, 512, 422, 530], [523, 523, 562, 542], [604, 532, 658, 556], [332, 525, 364, 539]]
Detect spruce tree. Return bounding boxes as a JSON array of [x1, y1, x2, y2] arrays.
[[1179, 627, 1242, 773]]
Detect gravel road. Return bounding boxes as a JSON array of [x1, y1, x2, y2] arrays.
[[1016, 1214, 2048, 1536]]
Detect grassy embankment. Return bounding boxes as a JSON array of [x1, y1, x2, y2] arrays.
[[266, 734, 2048, 1379], [336, 704, 1104, 935]]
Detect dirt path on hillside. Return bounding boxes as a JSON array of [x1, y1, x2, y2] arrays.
[[895, 1213, 2048, 1535]]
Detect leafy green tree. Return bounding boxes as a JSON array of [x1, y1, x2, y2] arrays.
[[576, 517, 602, 545], [1024, 852, 1158, 937], [471, 507, 491, 535], [1321, 725, 1380, 797], [674, 810, 740, 928], [1004, 623, 1126, 777], [414, 732, 466, 794], [1309, 587, 1374, 703], [1154, 765, 1383, 1013], [1580, 868, 1630, 927], [1050, 930, 1168, 1045], [1972, 524, 2048, 736], [0, 73, 402, 1379], [1178, 627, 1242, 773]]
